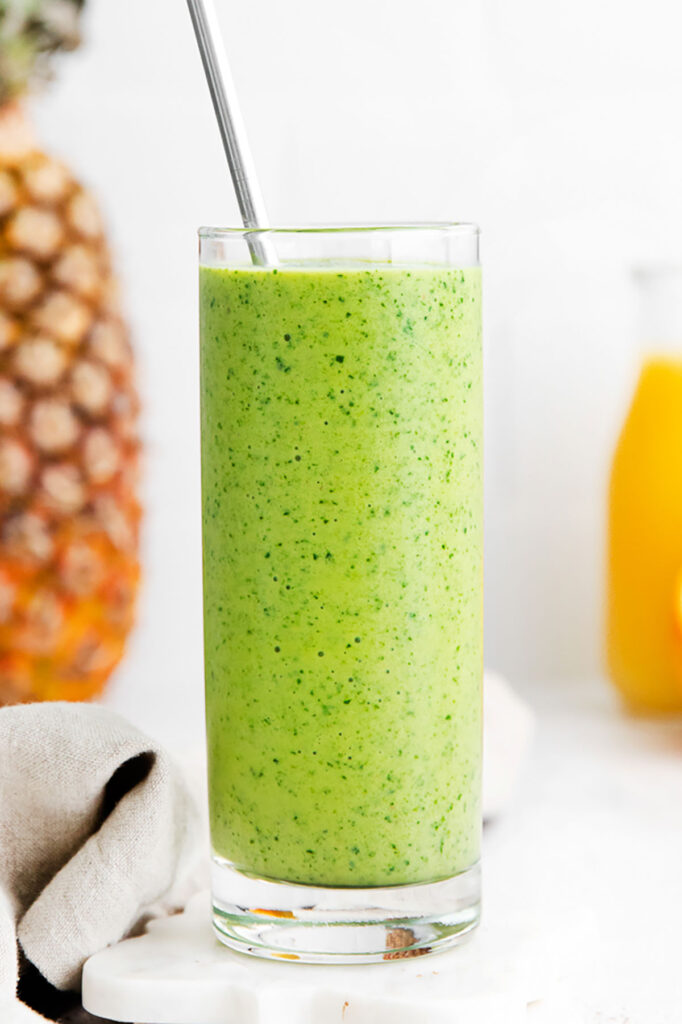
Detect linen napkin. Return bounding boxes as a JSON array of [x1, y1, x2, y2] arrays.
[[0, 702, 200, 1022]]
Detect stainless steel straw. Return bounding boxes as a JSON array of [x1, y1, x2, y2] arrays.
[[186, 0, 276, 265]]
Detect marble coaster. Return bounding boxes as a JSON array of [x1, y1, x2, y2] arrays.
[[82, 890, 563, 1024]]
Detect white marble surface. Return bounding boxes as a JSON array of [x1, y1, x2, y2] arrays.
[[82, 889, 567, 1024], [82, 682, 682, 1023]]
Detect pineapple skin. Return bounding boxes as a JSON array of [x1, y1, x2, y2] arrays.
[[0, 103, 141, 704]]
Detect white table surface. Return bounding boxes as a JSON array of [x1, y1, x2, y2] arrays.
[[83, 681, 682, 1023]]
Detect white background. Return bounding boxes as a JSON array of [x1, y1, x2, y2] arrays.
[[30, 0, 682, 744]]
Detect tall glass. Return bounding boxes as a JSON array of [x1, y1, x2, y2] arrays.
[[200, 225, 483, 962]]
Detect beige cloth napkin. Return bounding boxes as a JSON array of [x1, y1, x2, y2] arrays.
[[0, 702, 200, 1022]]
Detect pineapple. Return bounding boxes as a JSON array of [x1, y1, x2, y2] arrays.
[[0, 1, 141, 703]]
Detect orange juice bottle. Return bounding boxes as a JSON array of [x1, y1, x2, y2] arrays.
[[607, 267, 682, 711]]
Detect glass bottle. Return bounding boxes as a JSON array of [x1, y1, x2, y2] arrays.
[[607, 266, 682, 712]]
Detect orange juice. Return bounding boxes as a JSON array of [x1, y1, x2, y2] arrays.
[[607, 356, 682, 711]]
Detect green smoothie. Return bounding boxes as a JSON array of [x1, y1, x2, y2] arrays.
[[200, 263, 482, 888]]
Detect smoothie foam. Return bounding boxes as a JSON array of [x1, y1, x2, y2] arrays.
[[200, 263, 482, 887]]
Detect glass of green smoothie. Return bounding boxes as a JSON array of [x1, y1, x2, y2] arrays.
[[199, 224, 482, 963]]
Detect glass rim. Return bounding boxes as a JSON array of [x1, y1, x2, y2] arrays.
[[199, 221, 480, 239]]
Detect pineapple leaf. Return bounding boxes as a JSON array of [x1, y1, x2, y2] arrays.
[[0, 0, 86, 103]]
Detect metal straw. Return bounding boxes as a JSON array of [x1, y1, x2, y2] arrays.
[[186, 0, 276, 266]]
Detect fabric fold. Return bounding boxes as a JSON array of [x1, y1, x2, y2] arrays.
[[0, 702, 200, 1019]]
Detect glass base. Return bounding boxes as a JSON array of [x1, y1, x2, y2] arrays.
[[211, 855, 480, 964]]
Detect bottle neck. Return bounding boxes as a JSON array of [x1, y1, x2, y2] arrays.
[[635, 267, 682, 355]]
